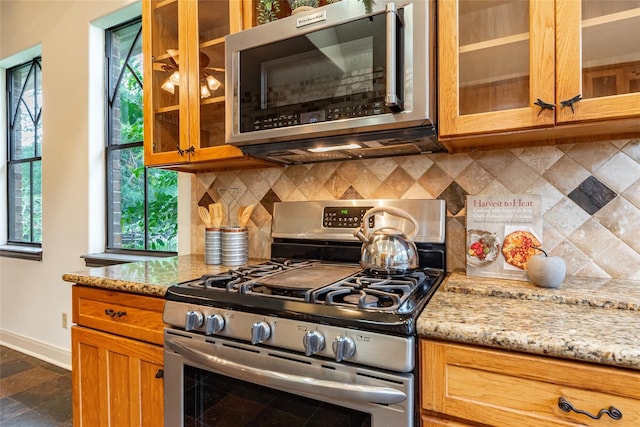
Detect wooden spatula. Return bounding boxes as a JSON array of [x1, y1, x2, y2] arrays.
[[209, 203, 223, 228]]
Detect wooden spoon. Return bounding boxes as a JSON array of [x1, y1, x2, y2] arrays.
[[198, 206, 212, 228], [238, 204, 254, 228]]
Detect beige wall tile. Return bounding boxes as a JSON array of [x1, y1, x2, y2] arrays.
[[192, 139, 640, 280]]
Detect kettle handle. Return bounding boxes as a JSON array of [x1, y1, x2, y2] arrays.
[[359, 206, 419, 241]]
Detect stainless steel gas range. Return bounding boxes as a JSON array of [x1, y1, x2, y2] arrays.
[[163, 199, 446, 427]]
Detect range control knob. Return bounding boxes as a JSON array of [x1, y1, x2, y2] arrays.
[[185, 310, 204, 331], [204, 314, 225, 335], [332, 335, 356, 362], [251, 321, 271, 345], [303, 330, 325, 356]]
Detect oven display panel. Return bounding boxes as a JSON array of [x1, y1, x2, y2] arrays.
[[323, 206, 374, 229]]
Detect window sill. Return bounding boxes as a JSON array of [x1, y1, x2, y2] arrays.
[[81, 251, 176, 267], [0, 245, 43, 261]]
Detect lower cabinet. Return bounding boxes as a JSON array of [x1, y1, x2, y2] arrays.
[[71, 286, 165, 427], [420, 340, 640, 427], [72, 327, 164, 426]]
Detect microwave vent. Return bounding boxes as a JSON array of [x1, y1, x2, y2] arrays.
[[240, 126, 444, 165]]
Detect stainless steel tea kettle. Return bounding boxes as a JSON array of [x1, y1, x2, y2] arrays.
[[353, 206, 419, 275]]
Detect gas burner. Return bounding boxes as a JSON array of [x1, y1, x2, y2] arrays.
[[315, 286, 403, 310], [341, 291, 380, 308]]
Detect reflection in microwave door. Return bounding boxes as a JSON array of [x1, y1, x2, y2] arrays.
[[260, 37, 373, 109], [300, 110, 326, 124]]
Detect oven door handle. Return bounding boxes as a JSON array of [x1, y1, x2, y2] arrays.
[[166, 335, 407, 405]]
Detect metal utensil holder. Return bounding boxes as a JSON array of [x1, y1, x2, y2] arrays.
[[204, 228, 222, 265], [221, 226, 248, 266]]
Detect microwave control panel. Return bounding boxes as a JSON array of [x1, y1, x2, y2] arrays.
[[247, 101, 387, 132]]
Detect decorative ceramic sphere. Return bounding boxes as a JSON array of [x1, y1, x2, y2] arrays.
[[527, 251, 566, 288]]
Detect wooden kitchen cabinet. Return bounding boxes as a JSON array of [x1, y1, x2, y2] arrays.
[[71, 286, 165, 427], [438, 0, 640, 151], [420, 340, 640, 427], [142, 0, 278, 172]]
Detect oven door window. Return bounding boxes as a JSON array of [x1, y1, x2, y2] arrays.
[[184, 365, 371, 426], [238, 11, 396, 133]]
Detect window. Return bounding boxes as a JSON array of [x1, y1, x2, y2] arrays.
[[106, 18, 177, 253], [6, 57, 42, 247]]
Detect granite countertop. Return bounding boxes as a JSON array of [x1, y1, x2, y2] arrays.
[[417, 270, 640, 371], [62, 255, 268, 297], [63, 257, 640, 371]]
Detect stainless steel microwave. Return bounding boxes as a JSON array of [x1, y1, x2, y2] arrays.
[[225, 0, 443, 164]]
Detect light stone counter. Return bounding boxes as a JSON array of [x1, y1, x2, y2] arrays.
[[63, 258, 640, 370], [62, 255, 268, 297], [417, 271, 640, 371]]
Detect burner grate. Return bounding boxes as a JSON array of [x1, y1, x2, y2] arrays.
[[178, 260, 436, 313], [309, 272, 425, 310]]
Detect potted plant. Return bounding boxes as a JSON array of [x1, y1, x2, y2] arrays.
[[257, 0, 281, 24], [289, 0, 319, 15]]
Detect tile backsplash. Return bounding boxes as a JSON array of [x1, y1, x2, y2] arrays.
[[192, 138, 640, 280]]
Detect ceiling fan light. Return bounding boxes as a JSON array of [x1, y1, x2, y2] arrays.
[[161, 79, 175, 94], [200, 84, 211, 98], [169, 71, 180, 85], [206, 75, 221, 91]]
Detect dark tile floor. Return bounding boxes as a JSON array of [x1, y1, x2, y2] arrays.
[[0, 346, 72, 426]]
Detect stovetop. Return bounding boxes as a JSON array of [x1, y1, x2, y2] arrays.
[[184, 259, 433, 309], [165, 258, 444, 335]]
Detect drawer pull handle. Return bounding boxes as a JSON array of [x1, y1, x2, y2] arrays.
[[558, 397, 622, 420], [104, 309, 127, 318]]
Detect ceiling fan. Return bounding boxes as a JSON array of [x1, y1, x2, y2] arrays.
[[154, 49, 224, 99]]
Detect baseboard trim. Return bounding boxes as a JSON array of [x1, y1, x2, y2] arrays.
[[0, 329, 71, 370]]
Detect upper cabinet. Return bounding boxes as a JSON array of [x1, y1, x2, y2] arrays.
[[439, 0, 640, 150], [556, 1, 640, 123], [142, 0, 278, 171]]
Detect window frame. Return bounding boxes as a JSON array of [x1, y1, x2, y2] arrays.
[[3, 57, 43, 261], [103, 17, 177, 258]]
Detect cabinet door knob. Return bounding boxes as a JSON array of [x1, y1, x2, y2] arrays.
[[559, 94, 582, 113], [534, 98, 555, 116], [558, 396, 622, 420], [155, 369, 164, 379], [176, 145, 195, 156]]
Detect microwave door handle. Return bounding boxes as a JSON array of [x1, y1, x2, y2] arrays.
[[166, 334, 407, 405], [385, 3, 404, 112]]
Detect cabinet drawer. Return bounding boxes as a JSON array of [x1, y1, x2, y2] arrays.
[[72, 286, 165, 345], [421, 340, 640, 427]]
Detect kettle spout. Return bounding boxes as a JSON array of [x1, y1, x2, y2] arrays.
[[353, 227, 368, 243]]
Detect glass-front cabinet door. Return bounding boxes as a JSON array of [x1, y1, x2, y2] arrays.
[[143, 0, 183, 165], [556, 0, 640, 123], [438, 0, 556, 138], [143, 0, 263, 168], [189, 0, 242, 163]]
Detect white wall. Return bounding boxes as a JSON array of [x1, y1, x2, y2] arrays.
[[0, 0, 191, 369]]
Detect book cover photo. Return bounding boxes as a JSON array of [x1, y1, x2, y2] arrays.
[[466, 194, 543, 281]]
